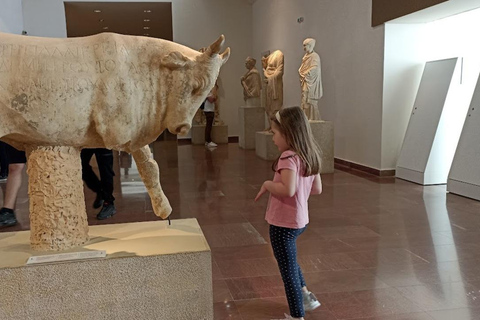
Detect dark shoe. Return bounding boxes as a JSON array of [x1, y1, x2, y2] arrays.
[[0, 208, 18, 227], [93, 193, 104, 209], [0, 175, 7, 182], [96, 203, 116, 220]]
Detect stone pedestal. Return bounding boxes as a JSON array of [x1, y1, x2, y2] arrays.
[[255, 131, 280, 160], [0, 219, 212, 320], [239, 106, 265, 149], [310, 120, 334, 174], [191, 124, 228, 145], [245, 97, 260, 107]]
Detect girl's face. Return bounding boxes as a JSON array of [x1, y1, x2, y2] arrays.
[[271, 122, 289, 152]]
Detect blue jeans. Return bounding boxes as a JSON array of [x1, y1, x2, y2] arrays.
[[269, 224, 307, 318]]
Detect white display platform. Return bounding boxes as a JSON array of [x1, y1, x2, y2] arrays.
[[0, 219, 212, 320], [310, 121, 334, 174], [191, 124, 228, 145], [448, 74, 480, 201], [396, 58, 470, 185], [255, 131, 280, 160], [239, 106, 265, 149]]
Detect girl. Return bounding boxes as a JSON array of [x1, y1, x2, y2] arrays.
[[255, 106, 322, 320]]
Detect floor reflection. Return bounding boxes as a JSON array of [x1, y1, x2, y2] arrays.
[[2, 142, 480, 319]]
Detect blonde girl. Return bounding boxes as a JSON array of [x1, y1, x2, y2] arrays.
[[255, 106, 322, 320]]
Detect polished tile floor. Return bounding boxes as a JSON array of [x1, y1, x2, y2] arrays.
[[2, 142, 480, 320]]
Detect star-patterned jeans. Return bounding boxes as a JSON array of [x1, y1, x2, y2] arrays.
[[269, 224, 307, 318]]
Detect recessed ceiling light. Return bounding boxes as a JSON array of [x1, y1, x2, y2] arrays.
[[103, 27, 109, 30], [144, 19, 150, 22], [144, 10, 151, 13], [99, 19, 104, 22], [143, 27, 150, 30], [94, 9, 101, 13]]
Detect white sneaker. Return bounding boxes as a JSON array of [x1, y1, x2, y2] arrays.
[[271, 314, 296, 320], [303, 291, 321, 311], [207, 141, 218, 147]]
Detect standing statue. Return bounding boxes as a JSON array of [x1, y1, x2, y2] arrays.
[[262, 50, 284, 121], [298, 38, 323, 120], [240, 57, 262, 107]]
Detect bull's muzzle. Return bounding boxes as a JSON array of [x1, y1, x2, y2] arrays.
[[170, 124, 191, 136]]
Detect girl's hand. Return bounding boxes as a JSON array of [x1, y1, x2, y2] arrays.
[[254, 182, 268, 201]]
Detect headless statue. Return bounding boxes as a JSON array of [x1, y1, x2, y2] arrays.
[[262, 50, 284, 121]]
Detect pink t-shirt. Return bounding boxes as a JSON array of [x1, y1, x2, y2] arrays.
[[265, 150, 315, 229]]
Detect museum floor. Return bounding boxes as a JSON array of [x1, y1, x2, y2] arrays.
[[2, 141, 480, 320]]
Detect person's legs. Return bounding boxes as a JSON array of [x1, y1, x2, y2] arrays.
[[270, 225, 306, 319], [204, 111, 214, 144], [93, 148, 116, 220], [3, 163, 24, 209], [94, 149, 115, 203], [0, 141, 8, 178], [81, 148, 103, 208], [1, 144, 26, 227]]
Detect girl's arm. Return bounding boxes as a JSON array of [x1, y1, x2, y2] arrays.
[[310, 174, 322, 195], [255, 169, 296, 201]]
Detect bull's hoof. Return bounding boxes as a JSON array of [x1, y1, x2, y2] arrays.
[[154, 203, 172, 220]]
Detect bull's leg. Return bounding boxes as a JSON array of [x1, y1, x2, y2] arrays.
[[132, 145, 172, 219], [27, 146, 89, 251]]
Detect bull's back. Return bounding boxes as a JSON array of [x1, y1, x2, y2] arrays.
[[0, 32, 165, 147]]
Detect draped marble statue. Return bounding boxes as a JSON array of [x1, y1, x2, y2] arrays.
[[299, 38, 323, 120], [262, 50, 284, 120], [240, 57, 262, 107]]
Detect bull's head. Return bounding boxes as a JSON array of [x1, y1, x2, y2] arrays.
[[160, 35, 230, 136]]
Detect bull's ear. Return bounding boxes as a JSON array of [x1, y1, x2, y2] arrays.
[[204, 35, 225, 57], [160, 51, 194, 69], [220, 47, 230, 65]]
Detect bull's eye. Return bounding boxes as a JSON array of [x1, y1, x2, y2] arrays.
[[191, 87, 201, 96]]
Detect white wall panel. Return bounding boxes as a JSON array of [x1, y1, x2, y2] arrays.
[[448, 74, 480, 200], [396, 58, 468, 185]]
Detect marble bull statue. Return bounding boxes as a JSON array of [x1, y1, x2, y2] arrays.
[[0, 32, 230, 219]]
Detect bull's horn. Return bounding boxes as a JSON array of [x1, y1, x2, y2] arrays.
[[205, 35, 225, 57], [220, 47, 231, 64]]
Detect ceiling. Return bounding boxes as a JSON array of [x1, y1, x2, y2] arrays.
[[64, 2, 173, 40], [389, 0, 480, 23]]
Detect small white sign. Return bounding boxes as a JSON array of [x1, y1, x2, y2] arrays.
[[27, 250, 106, 265]]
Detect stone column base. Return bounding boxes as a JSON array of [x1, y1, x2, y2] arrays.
[[26, 146, 88, 251], [310, 120, 334, 174], [255, 131, 280, 160], [239, 106, 265, 149]]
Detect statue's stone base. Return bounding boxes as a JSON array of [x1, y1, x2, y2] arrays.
[[256, 131, 280, 160], [191, 124, 228, 145], [246, 97, 261, 107], [310, 120, 334, 174], [0, 219, 212, 320], [239, 106, 265, 149]]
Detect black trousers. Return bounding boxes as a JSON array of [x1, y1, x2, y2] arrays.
[[81, 148, 115, 203], [204, 111, 215, 143], [0, 141, 8, 176]]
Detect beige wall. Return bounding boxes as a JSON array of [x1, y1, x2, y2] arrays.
[[21, 0, 253, 138], [253, 0, 385, 170]]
